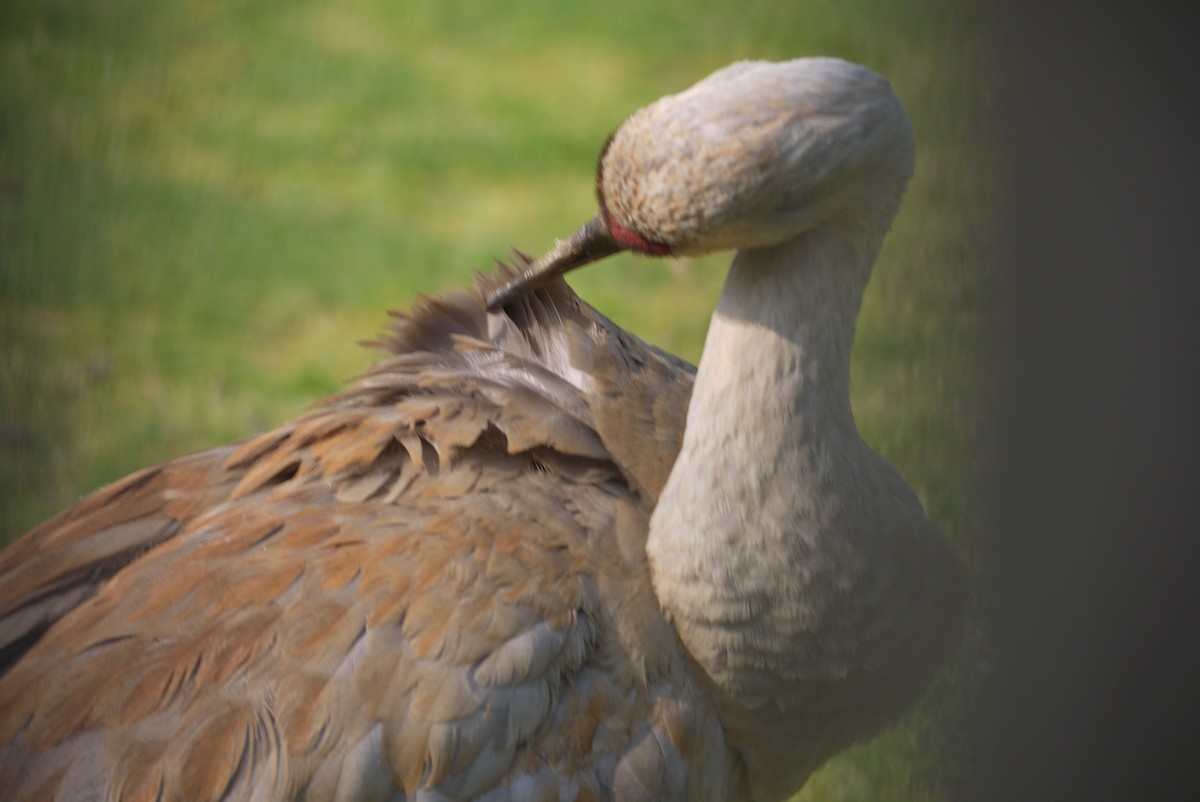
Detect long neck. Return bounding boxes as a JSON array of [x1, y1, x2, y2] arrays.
[[706, 221, 874, 446], [647, 221, 878, 691], [646, 220, 960, 798]]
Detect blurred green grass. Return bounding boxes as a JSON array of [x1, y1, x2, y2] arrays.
[[0, 0, 1001, 799]]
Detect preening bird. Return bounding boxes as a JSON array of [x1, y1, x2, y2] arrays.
[[0, 58, 965, 801]]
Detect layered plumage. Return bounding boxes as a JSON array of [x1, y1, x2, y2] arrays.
[[0, 269, 726, 800]]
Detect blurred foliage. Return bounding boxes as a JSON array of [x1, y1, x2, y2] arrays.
[[0, 0, 1002, 799]]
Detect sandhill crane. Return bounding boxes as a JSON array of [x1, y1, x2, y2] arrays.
[[0, 58, 964, 801]]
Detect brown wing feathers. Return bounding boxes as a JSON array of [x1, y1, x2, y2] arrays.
[[0, 261, 705, 801]]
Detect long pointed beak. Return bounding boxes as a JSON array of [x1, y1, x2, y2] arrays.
[[486, 214, 623, 310]]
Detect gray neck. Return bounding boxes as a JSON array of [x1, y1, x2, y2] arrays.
[[709, 220, 876, 442], [647, 218, 886, 687], [647, 219, 930, 796]]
